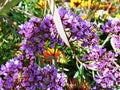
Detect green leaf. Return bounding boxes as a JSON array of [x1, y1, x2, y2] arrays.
[[74, 63, 84, 84], [0, 0, 22, 15], [73, 70, 79, 78], [48, 0, 70, 47], [78, 71, 82, 84]]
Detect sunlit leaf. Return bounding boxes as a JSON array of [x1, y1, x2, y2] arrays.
[[48, 0, 70, 47], [73, 70, 79, 78], [0, 0, 22, 15]]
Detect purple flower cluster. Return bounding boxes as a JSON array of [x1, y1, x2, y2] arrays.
[[82, 45, 106, 61], [94, 64, 120, 89], [21, 64, 67, 90], [19, 17, 42, 60], [94, 51, 120, 89], [19, 8, 99, 60], [40, 14, 64, 47], [0, 55, 24, 89], [59, 8, 99, 47], [19, 15, 64, 58], [83, 46, 120, 89], [38, 65, 67, 90], [111, 34, 120, 54], [101, 19, 120, 34], [0, 55, 67, 90], [18, 8, 101, 89]]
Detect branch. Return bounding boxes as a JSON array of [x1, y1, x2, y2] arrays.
[[102, 33, 111, 47], [13, 7, 34, 17], [0, 15, 20, 30]]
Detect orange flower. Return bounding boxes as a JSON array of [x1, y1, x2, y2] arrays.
[[43, 48, 68, 64], [43, 48, 61, 60], [99, 3, 116, 13]]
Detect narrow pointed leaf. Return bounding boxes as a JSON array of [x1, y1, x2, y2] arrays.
[[0, 0, 21, 15], [48, 0, 70, 47]]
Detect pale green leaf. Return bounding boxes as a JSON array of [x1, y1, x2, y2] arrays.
[[48, 0, 70, 47], [0, 0, 22, 15]]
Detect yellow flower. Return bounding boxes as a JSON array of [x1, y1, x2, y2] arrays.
[[59, 54, 67, 64], [94, 11, 99, 19], [36, 0, 48, 10], [81, 0, 91, 7], [36, 0, 59, 10], [116, 14, 120, 18], [13, 22, 17, 25], [103, 13, 109, 19], [70, 0, 99, 8], [70, 0, 107, 10], [81, 15, 87, 20], [70, 0, 81, 8]]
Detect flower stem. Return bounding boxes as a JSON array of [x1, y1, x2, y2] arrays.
[[113, 61, 120, 69], [102, 34, 111, 47]]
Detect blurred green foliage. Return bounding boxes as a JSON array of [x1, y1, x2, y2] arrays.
[[0, 0, 21, 15], [0, 17, 21, 65], [0, 0, 44, 65]]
